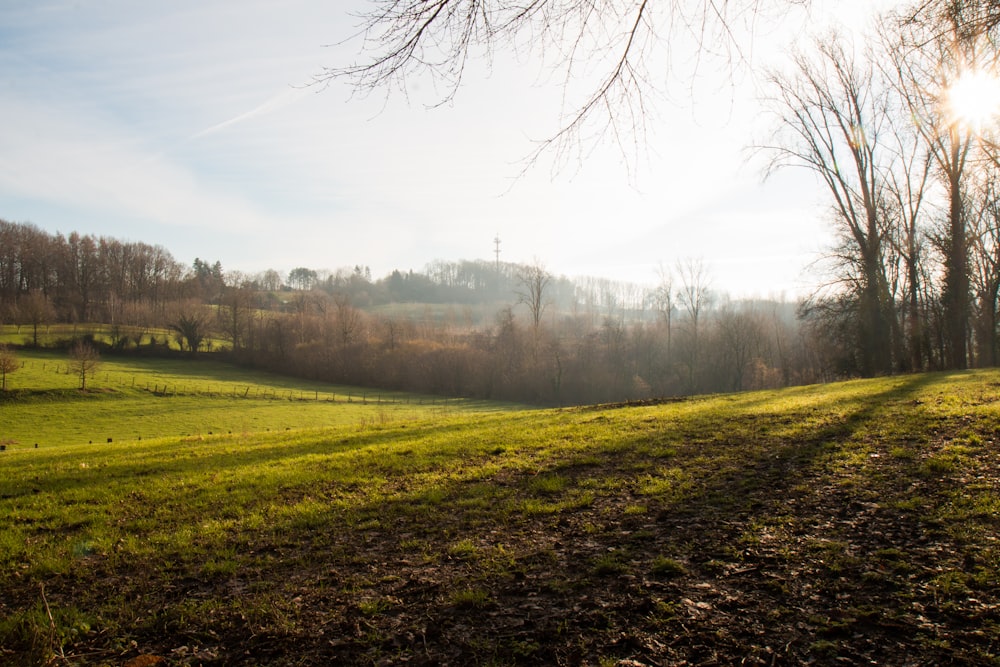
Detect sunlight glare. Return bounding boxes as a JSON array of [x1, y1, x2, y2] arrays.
[[944, 68, 1000, 134]]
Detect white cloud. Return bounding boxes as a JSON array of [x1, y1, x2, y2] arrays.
[[191, 86, 314, 139], [0, 93, 271, 232]]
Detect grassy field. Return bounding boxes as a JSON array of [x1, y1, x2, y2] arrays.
[[1, 368, 1000, 665], [0, 349, 517, 448], [0, 324, 189, 351]]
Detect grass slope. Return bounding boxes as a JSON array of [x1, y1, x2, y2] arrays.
[[2, 370, 1000, 665], [0, 350, 517, 448]]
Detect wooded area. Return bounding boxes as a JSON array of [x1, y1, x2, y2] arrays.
[[0, 207, 985, 407], [0, 219, 815, 405], [5, 3, 1000, 405]]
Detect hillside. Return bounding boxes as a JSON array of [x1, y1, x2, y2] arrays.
[[0, 350, 521, 449], [2, 370, 999, 665]]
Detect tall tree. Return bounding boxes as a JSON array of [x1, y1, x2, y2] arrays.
[[879, 62, 934, 371], [886, 3, 1000, 368], [762, 33, 898, 375], [967, 169, 1000, 366], [59, 232, 101, 322], [515, 261, 551, 369], [649, 264, 675, 370], [191, 258, 225, 301], [333, 293, 363, 346], [713, 304, 765, 392], [288, 267, 318, 291], [516, 262, 552, 337], [218, 272, 255, 353], [675, 258, 712, 391]]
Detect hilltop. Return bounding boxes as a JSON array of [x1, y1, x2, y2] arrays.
[[1, 369, 999, 665]]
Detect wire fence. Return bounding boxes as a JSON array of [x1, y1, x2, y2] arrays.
[[16, 359, 447, 405]]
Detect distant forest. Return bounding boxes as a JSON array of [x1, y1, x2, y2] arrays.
[[0, 218, 983, 405]]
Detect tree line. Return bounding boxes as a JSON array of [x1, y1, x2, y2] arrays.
[[221, 276, 814, 406], [161, 258, 818, 405], [0, 218, 834, 404]]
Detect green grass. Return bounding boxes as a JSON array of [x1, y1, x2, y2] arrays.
[[2, 369, 1000, 664], [0, 323, 190, 350], [0, 349, 523, 448]]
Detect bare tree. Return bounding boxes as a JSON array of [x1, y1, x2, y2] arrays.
[[0, 344, 18, 391], [17, 290, 54, 347], [884, 5, 1000, 368], [516, 262, 552, 335], [333, 293, 363, 345], [649, 264, 675, 363], [122, 300, 154, 346], [68, 340, 100, 391], [760, 32, 898, 375], [218, 272, 255, 353], [323, 0, 803, 167], [967, 168, 1000, 366], [879, 52, 934, 371], [675, 257, 712, 391], [767, 301, 798, 386], [677, 258, 712, 337], [257, 268, 284, 292], [900, 1, 1000, 46], [713, 303, 765, 391]]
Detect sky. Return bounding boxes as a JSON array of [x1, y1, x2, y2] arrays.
[[0, 0, 891, 298]]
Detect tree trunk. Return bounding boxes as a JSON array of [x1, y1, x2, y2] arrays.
[[943, 160, 969, 370]]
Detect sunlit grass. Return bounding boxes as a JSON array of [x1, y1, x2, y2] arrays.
[[0, 323, 180, 349], [0, 349, 525, 448], [2, 368, 1000, 663]]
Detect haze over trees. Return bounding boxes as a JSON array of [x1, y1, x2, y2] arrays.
[[0, 218, 815, 404], [325, 0, 1000, 378], [3, 4, 1000, 402]]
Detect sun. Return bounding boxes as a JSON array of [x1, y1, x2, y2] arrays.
[[944, 68, 1000, 134]]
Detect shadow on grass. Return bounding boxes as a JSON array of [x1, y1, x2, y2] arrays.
[[4, 370, 999, 665]]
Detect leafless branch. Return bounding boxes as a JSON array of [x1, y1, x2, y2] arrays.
[[319, 0, 784, 172]]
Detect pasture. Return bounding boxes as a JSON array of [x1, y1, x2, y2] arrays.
[[1, 367, 999, 665], [0, 324, 187, 351], [0, 349, 518, 449]]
